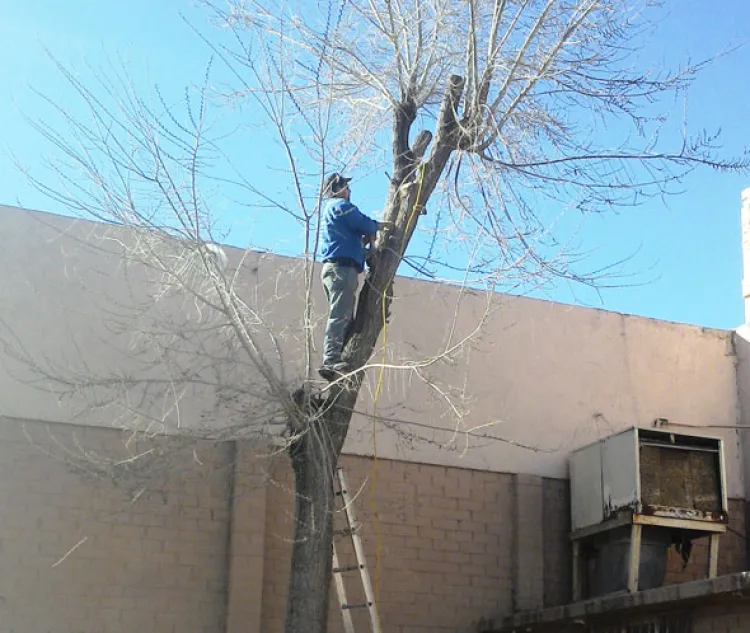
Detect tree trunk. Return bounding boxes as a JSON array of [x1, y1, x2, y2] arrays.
[[284, 75, 464, 633], [285, 383, 360, 633], [282, 196, 414, 633], [281, 192, 430, 632], [285, 427, 337, 633]]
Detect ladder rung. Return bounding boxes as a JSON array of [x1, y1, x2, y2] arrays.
[[341, 602, 371, 610], [334, 525, 359, 537], [333, 564, 363, 573]]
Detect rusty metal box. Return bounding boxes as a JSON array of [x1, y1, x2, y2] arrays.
[[569, 427, 727, 533]]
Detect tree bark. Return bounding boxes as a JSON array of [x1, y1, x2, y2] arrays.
[[285, 427, 337, 633], [284, 381, 360, 633]]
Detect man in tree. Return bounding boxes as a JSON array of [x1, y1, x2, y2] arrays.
[[318, 172, 390, 381]]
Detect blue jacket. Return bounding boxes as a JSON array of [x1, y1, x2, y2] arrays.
[[320, 197, 379, 272]]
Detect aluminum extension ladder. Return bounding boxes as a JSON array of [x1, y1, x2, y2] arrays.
[[332, 467, 382, 633]]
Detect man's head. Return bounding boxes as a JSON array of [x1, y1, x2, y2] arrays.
[[324, 173, 352, 201]]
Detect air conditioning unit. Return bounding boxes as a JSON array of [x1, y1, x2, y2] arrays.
[[568, 427, 727, 599]]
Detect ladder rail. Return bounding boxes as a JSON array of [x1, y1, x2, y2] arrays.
[[336, 467, 382, 633], [332, 541, 356, 633]]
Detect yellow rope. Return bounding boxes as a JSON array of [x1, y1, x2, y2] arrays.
[[369, 162, 426, 614]]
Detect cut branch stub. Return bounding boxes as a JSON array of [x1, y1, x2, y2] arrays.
[[411, 130, 433, 162], [433, 75, 466, 151], [392, 98, 418, 184]]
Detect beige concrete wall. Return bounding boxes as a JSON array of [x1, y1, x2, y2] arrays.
[[0, 416, 233, 633], [258, 455, 560, 633], [661, 499, 747, 585], [1, 206, 743, 496], [225, 443, 268, 633], [0, 205, 302, 434], [0, 416, 561, 632], [0, 414, 746, 632], [733, 325, 750, 571]]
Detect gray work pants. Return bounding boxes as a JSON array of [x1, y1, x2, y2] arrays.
[[321, 262, 359, 365]]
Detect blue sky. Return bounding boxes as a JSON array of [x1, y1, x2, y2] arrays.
[[2, 0, 750, 329]]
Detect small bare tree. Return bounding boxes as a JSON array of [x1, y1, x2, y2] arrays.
[[6, 1, 747, 632]]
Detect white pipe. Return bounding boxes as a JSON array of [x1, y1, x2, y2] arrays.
[[742, 188, 750, 324]]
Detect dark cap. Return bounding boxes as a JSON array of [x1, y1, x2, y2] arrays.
[[324, 173, 352, 196]]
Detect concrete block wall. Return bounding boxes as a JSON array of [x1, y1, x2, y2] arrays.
[[0, 417, 233, 633], [0, 415, 747, 632], [225, 443, 269, 633], [542, 478, 571, 608], [260, 456, 572, 633], [662, 499, 746, 586], [346, 458, 515, 632]]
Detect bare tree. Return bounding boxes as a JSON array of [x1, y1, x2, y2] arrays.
[[6, 1, 747, 632]]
